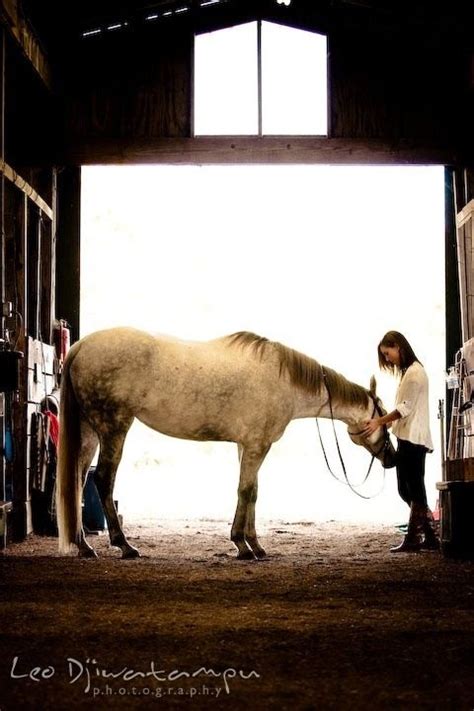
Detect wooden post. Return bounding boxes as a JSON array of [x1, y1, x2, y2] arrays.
[[56, 167, 81, 343], [35, 209, 41, 340], [0, 26, 5, 505], [455, 200, 474, 343], [445, 167, 463, 366], [444, 167, 463, 461], [8, 190, 29, 539]]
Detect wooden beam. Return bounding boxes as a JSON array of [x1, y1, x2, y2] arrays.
[[0, 160, 53, 219], [0, 0, 53, 91], [62, 136, 465, 167], [55, 167, 80, 344]]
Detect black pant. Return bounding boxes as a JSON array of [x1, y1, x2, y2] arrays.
[[395, 438, 428, 507]]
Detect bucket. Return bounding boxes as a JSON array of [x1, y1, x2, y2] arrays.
[[83, 467, 105, 532]]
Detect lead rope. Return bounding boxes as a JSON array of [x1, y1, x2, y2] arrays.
[[316, 369, 386, 500]]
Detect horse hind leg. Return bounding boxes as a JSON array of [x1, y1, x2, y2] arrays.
[[76, 422, 100, 558], [94, 420, 138, 559]]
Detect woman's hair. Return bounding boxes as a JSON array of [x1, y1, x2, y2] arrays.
[[378, 330, 421, 376]]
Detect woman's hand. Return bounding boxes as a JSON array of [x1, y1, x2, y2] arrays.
[[362, 418, 382, 437]]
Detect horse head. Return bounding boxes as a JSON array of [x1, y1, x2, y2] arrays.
[[348, 376, 397, 469]]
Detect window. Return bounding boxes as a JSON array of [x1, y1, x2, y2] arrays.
[[194, 23, 258, 135], [194, 21, 328, 136]]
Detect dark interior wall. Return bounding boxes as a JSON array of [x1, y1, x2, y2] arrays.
[[62, 26, 192, 144], [329, 28, 469, 143], [5, 35, 56, 175], [57, 17, 474, 153]]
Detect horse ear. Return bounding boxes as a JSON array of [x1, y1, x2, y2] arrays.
[[369, 375, 377, 395]]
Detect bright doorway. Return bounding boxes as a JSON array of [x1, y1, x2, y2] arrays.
[[81, 164, 445, 525]]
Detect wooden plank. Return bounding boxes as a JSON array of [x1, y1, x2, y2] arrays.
[[467, 219, 473, 341], [456, 199, 474, 228], [65, 29, 191, 141], [456, 207, 474, 343], [446, 458, 474, 482], [0, 160, 53, 219], [0, 0, 53, 91], [62, 135, 462, 167]]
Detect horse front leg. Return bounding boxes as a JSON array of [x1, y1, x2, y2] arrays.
[[95, 426, 139, 559], [231, 444, 270, 560], [243, 485, 266, 559]]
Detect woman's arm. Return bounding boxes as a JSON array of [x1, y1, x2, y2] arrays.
[[362, 409, 401, 437]]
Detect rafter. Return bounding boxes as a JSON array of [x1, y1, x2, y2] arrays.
[[0, 0, 53, 90]]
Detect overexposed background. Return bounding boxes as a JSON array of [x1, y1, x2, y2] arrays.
[[81, 163, 445, 524]]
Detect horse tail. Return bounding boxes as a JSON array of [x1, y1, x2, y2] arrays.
[[56, 343, 83, 553]]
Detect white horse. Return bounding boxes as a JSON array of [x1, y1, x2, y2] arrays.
[[56, 328, 395, 559]]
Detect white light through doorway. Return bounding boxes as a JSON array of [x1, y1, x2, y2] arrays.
[[81, 164, 445, 525]]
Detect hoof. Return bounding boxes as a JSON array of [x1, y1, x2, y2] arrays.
[[122, 547, 140, 559], [78, 548, 98, 559], [254, 548, 267, 560], [237, 550, 255, 560]]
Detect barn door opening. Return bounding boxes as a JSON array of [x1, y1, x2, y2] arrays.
[[81, 164, 445, 525]]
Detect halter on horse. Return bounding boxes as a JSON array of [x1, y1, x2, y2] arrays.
[[316, 366, 396, 499]]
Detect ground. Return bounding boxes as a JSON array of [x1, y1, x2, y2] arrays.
[[1, 519, 474, 710]]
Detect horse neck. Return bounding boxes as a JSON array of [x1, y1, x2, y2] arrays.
[[293, 387, 369, 426]]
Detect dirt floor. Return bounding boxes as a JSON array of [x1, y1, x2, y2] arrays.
[[1, 519, 474, 711]]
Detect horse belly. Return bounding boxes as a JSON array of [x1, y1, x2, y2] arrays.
[[136, 375, 287, 444]]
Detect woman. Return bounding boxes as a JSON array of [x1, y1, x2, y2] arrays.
[[362, 331, 439, 552]]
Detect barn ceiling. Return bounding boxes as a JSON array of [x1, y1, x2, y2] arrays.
[[21, 0, 474, 54]]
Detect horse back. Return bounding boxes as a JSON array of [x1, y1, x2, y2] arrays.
[[68, 328, 294, 443]]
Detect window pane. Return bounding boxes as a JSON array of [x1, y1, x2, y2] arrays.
[[194, 23, 258, 135], [262, 22, 327, 135]]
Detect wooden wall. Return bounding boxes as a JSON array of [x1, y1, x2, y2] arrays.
[[1, 25, 58, 542], [62, 27, 192, 144], [329, 28, 468, 145]]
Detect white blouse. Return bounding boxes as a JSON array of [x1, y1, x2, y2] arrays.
[[392, 361, 434, 451]]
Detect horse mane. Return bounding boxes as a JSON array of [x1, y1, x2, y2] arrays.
[[226, 331, 370, 407]]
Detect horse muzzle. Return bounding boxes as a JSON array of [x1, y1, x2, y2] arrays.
[[381, 442, 397, 469]]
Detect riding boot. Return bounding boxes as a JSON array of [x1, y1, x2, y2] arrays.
[[420, 507, 440, 550], [390, 502, 424, 553]]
